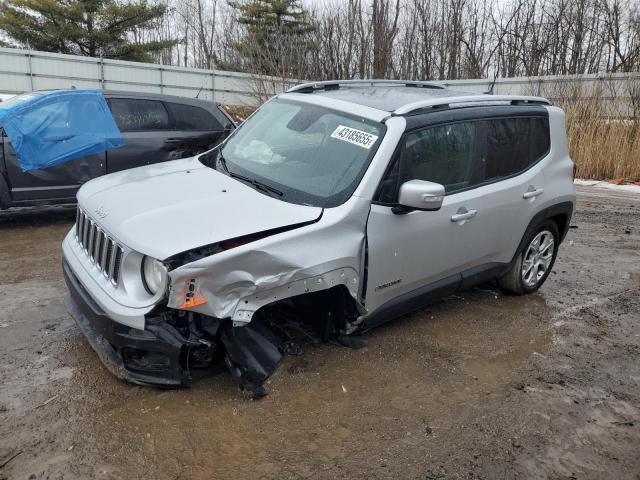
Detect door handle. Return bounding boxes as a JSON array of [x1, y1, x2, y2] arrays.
[[523, 187, 544, 199], [451, 208, 477, 223], [43, 134, 75, 142], [166, 137, 199, 143]]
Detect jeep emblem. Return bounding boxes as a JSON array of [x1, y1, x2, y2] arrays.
[[94, 206, 108, 219]]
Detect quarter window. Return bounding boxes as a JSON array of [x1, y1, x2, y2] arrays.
[[531, 117, 551, 161], [109, 98, 170, 132], [165, 102, 221, 131]]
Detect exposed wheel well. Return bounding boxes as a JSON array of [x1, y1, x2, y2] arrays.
[[253, 285, 361, 340]]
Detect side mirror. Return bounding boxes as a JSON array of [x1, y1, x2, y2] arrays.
[[394, 180, 445, 213]]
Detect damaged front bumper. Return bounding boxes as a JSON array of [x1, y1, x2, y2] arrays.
[[63, 259, 284, 396]]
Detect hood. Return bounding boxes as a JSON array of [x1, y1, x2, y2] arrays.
[[77, 157, 322, 260]]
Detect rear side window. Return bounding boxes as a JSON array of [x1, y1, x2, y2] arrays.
[[481, 118, 531, 181], [109, 98, 170, 132], [479, 117, 550, 182], [401, 121, 477, 194], [164, 102, 222, 131]]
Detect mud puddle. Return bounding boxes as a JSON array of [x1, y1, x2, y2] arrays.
[[40, 289, 553, 480]]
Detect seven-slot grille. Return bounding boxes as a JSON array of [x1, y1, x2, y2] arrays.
[[75, 208, 123, 285]]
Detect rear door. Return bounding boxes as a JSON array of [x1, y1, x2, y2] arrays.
[[106, 97, 175, 172], [106, 97, 227, 173], [463, 116, 550, 269]]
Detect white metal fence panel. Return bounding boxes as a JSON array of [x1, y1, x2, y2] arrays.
[[1, 47, 637, 113], [0, 46, 263, 105], [442, 75, 638, 99]]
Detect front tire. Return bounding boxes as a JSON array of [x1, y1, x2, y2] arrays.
[[499, 221, 559, 295]]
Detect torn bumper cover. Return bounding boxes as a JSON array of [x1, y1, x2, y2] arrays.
[[63, 260, 283, 395]]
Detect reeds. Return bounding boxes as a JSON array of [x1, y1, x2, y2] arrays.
[[221, 105, 256, 125], [533, 77, 640, 181]]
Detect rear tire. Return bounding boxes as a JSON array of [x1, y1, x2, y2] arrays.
[[498, 220, 559, 295]]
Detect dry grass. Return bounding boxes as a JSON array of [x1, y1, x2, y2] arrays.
[[533, 77, 640, 181], [221, 105, 256, 125], [560, 101, 640, 181]]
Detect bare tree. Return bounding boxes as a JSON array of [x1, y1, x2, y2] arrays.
[[601, 0, 640, 72], [124, 0, 640, 80], [371, 0, 401, 78]]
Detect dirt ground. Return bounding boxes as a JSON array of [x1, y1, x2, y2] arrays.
[[0, 186, 638, 480]]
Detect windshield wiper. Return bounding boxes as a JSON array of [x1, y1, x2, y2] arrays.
[[217, 151, 284, 197]]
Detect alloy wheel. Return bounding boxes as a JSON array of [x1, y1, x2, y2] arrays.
[[521, 230, 555, 288]]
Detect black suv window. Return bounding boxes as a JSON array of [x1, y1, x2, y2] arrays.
[[109, 98, 170, 132], [479, 117, 550, 182], [165, 102, 222, 131], [401, 121, 477, 194], [531, 117, 551, 161], [481, 118, 531, 181]]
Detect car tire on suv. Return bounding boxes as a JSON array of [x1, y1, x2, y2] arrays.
[[499, 220, 560, 295]]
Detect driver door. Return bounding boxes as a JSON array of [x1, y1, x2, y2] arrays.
[[2, 95, 106, 203], [364, 120, 484, 314]]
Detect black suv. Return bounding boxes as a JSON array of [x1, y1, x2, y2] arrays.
[[0, 90, 235, 209]]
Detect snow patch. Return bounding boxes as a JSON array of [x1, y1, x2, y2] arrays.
[[574, 179, 640, 193]]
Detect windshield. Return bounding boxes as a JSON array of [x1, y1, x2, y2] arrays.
[[217, 99, 384, 207]]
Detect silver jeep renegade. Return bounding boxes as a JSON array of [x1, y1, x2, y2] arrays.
[[62, 80, 576, 396]]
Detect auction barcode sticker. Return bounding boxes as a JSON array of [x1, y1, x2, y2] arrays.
[[330, 125, 379, 149]]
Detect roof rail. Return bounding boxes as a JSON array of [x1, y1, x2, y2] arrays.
[[287, 79, 446, 94], [393, 94, 551, 115]]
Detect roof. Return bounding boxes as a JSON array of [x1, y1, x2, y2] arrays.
[[17, 88, 216, 105], [310, 85, 470, 112], [286, 80, 468, 112], [100, 89, 214, 104], [285, 80, 550, 116]]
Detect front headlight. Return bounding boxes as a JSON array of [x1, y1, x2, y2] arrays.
[[141, 256, 167, 295]]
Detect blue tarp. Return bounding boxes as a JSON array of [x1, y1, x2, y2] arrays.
[[0, 89, 124, 172]]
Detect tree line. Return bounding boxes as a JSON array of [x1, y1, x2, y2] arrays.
[[1, 0, 639, 81]]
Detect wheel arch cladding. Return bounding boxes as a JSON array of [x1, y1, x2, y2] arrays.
[[549, 212, 570, 241], [513, 201, 574, 262]]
